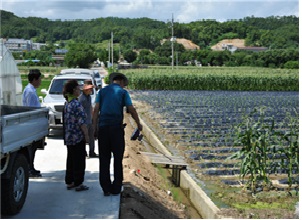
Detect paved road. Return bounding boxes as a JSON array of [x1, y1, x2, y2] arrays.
[[7, 129, 120, 219]]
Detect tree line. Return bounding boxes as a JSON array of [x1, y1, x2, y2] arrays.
[[1, 10, 298, 69]]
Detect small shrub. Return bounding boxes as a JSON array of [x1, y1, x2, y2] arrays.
[[284, 61, 299, 69]]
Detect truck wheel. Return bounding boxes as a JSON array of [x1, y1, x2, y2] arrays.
[[1, 154, 29, 215]]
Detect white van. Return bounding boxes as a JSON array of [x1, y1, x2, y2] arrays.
[[41, 70, 97, 129]]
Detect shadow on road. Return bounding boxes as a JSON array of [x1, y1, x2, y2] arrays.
[[3, 170, 119, 219]]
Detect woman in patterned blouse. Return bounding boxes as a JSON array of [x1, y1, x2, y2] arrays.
[[63, 79, 90, 192]]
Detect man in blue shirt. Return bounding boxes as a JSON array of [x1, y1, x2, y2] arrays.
[[93, 72, 142, 196], [22, 69, 41, 107], [22, 69, 42, 177]]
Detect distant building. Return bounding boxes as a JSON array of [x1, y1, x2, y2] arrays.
[[51, 55, 65, 66], [237, 46, 268, 52], [3, 38, 32, 52], [3, 39, 48, 52], [211, 39, 268, 53], [55, 49, 68, 54], [221, 43, 238, 53], [32, 43, 47, 50]]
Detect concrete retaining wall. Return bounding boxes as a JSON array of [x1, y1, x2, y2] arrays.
[[180, 171, 220, 218], [132, 116, 222, 219]]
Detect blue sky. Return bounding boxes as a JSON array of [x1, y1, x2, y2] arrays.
[[0, 0, 299, 23]]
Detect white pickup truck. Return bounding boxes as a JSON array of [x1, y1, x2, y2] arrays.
[[0, 40, 49, 215]]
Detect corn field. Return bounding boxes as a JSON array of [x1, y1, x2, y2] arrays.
[[119, 67, 298, 91]]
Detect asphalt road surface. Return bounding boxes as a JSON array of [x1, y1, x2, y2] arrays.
[[6, 129, 120, 219]]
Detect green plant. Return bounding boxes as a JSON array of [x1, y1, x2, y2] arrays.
[[230, 108, 299, 195], [284, 61, 299, 69], [272, 111, 299, 194], [104, 67, 118, 84], [122, 67, 298, 91], [229, 108, 274, 193]]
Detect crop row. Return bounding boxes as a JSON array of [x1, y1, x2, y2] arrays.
[[131, 90, 299, 187], [122, 67, 298, 91]]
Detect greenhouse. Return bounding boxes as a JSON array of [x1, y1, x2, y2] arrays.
[[0, 39, 22, 106]]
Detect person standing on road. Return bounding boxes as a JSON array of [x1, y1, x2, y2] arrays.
[[79, 79, 98, 158], [93, 72, 142, 196], [63, 79, 90, 192], [22, 69, 43, 177]]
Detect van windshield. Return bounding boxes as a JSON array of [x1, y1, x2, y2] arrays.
[[49, 79, 94, 95]]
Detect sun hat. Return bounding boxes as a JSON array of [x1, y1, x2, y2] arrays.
[[84, 79, 93, 85], [82, 84, 94, 90], [80, 79, 95, 90]]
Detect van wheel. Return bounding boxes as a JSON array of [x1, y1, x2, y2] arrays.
[[1, 154, 29, 215]]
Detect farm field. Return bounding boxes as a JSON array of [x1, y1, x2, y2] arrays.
[[122, 67, 299, 91], [130, 89, 299, 217], [20, 66, 299, 217]]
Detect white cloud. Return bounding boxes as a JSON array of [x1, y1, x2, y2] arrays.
[[100, 0, 154, 18], [177, 1, 200, 23], [0, 0, 299, 23]]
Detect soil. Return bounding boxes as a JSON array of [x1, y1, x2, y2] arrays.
[[175, 38, 200, 50], [119, 111, 299, 219], [160, 38, 200, 50], [119, 115, 195, 219]]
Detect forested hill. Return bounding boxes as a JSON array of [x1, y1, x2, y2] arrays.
[[0, 10, 298, 51]]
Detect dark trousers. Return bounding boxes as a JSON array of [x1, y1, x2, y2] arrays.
[[87, 124, 95, 154], [65, 140, 86, 187], [98, 125, 125, 193], [29, 144, 38, 171]]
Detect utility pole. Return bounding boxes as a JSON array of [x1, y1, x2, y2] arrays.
[[176, 51, 178, 69], [171, 13, 174, 70], [111, 32, 114, 68], [108, 40, 110, 67]]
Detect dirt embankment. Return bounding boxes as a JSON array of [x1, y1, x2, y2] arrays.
[[119, 115, 193, 219]]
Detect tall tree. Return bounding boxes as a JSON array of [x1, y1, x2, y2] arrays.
[[64, 43, 97, 68]]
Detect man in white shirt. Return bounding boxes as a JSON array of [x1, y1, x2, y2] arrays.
[[22, 69, 42, 177]]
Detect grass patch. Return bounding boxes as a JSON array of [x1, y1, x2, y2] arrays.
[[211, 184, 298, 218], [155, 164, 186, 202], [233, 201, 295, 210]]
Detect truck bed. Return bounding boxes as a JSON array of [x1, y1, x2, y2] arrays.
[[1, 105, 49, 154]]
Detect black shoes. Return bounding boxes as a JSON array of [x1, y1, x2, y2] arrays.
[[31, 169, 41, 174], [75, 185, 89, 192], [88, 152, 98, 158], [103, 192, 120, 197], [29, 169, 42, 177], [103, 186, 123, 196], [104, 192, 111, 197]]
